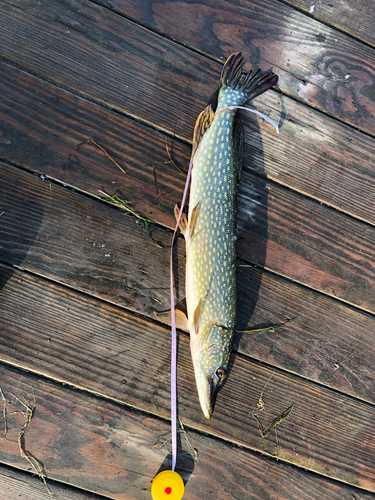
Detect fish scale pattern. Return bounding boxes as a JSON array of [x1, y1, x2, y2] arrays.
[[184, 52, 278, 418]]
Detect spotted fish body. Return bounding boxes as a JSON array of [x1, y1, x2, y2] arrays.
[[178, 53, 278, 419]]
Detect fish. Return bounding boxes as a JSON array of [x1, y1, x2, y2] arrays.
[[175, 53, 278, 419]]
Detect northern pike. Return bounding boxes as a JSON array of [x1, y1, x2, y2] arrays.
[[175, 53, 278, 419]]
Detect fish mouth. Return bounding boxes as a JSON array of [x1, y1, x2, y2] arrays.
[[196, 373, 219, 419]]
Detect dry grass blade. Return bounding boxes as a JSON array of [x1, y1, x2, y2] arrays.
[[253, 403, 295, 439], [250, 375, 294, 458], [91, 140, 126, 174], [12, 393, 54, 499], [99, 190, 163, 248], [178, 418, 199, 462], [165, 138, 183, 174], [238, 317, 294, 335], [152, 418, 199, 462], [0, 388, 7, 439]]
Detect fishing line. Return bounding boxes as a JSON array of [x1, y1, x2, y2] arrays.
[[169, 105, 277, 471], [169, 154, 194, 472], [215, 106, 279, 133], [153, 103, 278, 499]]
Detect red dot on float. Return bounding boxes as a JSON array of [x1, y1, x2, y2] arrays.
[[165, 486, 172, 495]]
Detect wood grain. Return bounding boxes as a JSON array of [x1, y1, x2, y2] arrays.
[[1, 60, 375, 234], [285, 0, 375, 48], [236, 266, 375, 405], [1, 1, 374, 498], [1, 0, 375, 140], [1, 162, 375, 403], [1, 265, 375, 490], [0, 366, 373, 500], [0, 465, 108, 500], [1, 139, 375, 315], [109, 0, 375, 136]]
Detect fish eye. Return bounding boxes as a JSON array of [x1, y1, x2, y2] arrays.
[[216, 366, 227, 380]]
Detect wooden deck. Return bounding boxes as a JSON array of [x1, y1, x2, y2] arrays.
[[1, 0, 375, 498]]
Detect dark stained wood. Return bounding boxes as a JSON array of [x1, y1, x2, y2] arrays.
[[1, 265, 375, 490], [0, 366, 373, 500], [236, 266, 375, 405], [108, 0, 375, 136], [237, 172, 375, 314], [0, 61, 188, 233], [0, 0, 213, 139], [1, 60, 375, 237], [1, 0, 375, 497], [1, 184, 375, 405], [1, 144, 375, 315], [0, 163, 173, 317], [1, 161, 375, 403], [2, 0, 375, 141], [285, 0, 375, 48]]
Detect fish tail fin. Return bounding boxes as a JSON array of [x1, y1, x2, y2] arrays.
[[217, 52, 278, 111]]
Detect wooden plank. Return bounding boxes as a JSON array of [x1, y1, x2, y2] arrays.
[[0, 465, 109, 500], [0, 62, 187, 233], [1, 141, 375, 315], [0, 163, 172, 317], [1, 61, 375, 236], [2, 0, 375, 141], [0, 367, 373, 500], [1, 163, 375, 402], [106, 0, 375, 136], [1, 266, 375, 490], [236, 266, 375, 405], [1, 2, 374, 498], [1, 192, 375, 408], [285, 0, 375, 48]]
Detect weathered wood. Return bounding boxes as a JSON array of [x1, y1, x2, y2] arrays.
[[0, 163, 173, 315], [1, 187, 375, 407], [1, 0, 374, 497], [236, 266, 375, 404], [1, 265, 375, 490], [285, 0, 375, 48], [107, 0, 375, 136], [0, 61, 188, 234], [1, 162, 375, 403], [2, 0, 375, 140], [1, 147, 375, 315], [1, 61, 375, 237], [0, 366, 373, 500], [0, 465, 108, 500]]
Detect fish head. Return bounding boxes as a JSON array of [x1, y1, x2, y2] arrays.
[[190, 322, 233, 419]]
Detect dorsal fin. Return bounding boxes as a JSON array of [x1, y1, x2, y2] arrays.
[[192, 105, 215, 158]]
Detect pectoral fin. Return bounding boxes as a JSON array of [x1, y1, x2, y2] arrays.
[[154, 308, 189, 332], [193, 297, 203, 334]]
